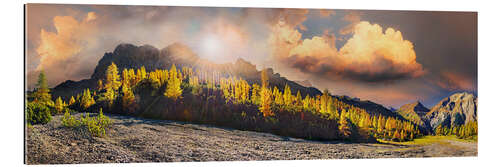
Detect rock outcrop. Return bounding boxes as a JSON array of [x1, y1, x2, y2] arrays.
[[424, 92, 477, 130]]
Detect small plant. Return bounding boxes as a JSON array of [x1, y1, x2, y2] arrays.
[[61, 108, 113, 137], [61, 110, 80, 128]]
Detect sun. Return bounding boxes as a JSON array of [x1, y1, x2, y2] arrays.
[[201, 34, 222, 56]]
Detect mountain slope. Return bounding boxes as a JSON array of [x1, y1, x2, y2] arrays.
[[53, 43, 400, 118], [424, 92, 477, 130], [395, 101, 430, 131]]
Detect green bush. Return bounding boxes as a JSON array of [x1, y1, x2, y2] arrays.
[[26, 102, 52, 124], [61, 110, 80, 128], [61, 108, 113, 137]]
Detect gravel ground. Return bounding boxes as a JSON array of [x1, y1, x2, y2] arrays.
[[25, 113, 477, 164]]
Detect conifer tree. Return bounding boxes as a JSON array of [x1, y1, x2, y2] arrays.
[[295, 91, 302, 106], [261, 69, 268, 88], [393, 129, 401, 141], [121, 83, 135, 111], [122, 69, 130, 87], [97, 79, 103, 91], [140, 66, 147, 80], [251, 83, 260, 104], [339, 109, 352, 139], [34, 70, 52, 103], [259, 87, 273, 117], [80, 88, 95, 109], [164, 65, 183, 100], [283, 84, 292, 106], [259, 70, 273, 117], [105, 62, 121, 91], [68, 96, 76, 105], [54, 96, 64, 113], [303, 95, 311, 109]]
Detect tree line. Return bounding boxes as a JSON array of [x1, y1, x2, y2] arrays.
[[30, 62, 432, 141]]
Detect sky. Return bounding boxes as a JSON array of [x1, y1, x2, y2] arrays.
[[25, 4, 477, 108]]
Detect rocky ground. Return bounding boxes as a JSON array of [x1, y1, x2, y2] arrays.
[[25, 113, 477, 164]]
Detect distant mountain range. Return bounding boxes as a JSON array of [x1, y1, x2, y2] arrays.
[[51, 43, 477, 133], [395, 92, 477, 132]]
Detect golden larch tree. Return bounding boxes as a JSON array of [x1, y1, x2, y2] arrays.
[[164, 65, 183, 100]]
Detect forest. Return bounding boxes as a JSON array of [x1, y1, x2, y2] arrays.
[[26, 62, 478, 142]]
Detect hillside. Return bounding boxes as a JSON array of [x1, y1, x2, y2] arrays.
[[42, 43, 478, 142], [395, 101, 430, 132], [26, 113, 477, 164], [52, 43, 395, 118]]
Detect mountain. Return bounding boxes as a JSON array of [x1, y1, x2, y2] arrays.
[[295, 80, 312, 87], [53, 43, 321, 100], [424, 92, 477, 130], [52, 43, 401, 118], [395, 101, 430, 131], [334, 95, 401, 118]]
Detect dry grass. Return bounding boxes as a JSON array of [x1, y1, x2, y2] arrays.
[[378, 136, 476, 146]]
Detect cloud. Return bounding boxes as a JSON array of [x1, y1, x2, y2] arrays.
[[34, 12, 98, 86], [269, 21, 425, 83], [339, 11, 361, 35], [86, 12, 97, 21], [319, 9, 335, 17], [435, 71, 475, 91], [245, 8, 309, 30]]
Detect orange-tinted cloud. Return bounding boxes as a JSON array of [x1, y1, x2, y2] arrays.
[[269, 21, 425, 82], [436, 71, 475, 91], [34, 12, 98, 86], [319, 9, 335, 17], [339, 11, 361, 35]]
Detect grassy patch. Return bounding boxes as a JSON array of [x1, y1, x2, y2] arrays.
[[378, 135, 477, 146]]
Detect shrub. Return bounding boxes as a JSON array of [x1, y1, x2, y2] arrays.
[[82, 109, 113, 137], [61, 110, 80, 128], [26, 102, 52, 125], [61, 108, 113, 137]]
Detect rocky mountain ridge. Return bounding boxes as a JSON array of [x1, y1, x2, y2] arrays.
[[395, 92, 477, 133], [424, 92, 477, 130]]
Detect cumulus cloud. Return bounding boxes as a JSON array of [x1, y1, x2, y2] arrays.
[[269, 21, 425, 82], [339, 11, 361, 35], [34, 12, 98, 86]]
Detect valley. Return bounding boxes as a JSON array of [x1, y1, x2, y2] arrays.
[[26, 114, 477, 164]]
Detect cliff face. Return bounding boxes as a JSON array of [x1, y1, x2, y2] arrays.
[[424, 92, 477, 130]]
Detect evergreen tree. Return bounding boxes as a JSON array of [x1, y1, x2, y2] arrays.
[[34, 70, 52, 103]]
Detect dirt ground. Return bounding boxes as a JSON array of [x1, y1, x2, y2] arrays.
[[25, 113, 477, 164]]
